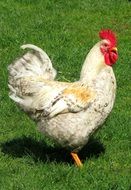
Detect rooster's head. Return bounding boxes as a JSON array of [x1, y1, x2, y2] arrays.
[[99, 29, 118, 66]]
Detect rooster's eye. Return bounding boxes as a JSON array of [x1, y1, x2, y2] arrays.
[[104, 43, 108, 47]]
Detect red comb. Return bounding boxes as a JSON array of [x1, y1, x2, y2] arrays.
[[99, 29, 117, 46]]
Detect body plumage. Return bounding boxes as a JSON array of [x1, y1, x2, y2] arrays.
[[8, 30, 118, 166]]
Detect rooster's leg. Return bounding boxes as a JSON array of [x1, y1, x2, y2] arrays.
[[71, 152, 83, 167]]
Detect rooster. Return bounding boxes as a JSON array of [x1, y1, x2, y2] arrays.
[[8, 29, 118, 167]]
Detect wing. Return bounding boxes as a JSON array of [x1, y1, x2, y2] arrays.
[[9, 74, 95, 118], [24, 80, 95, 118], [47, 83, 95, 117]]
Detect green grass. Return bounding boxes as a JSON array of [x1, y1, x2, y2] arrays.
[[0, 0, 131, 189]]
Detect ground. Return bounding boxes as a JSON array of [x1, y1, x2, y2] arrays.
[[0, 0, 130, 189]]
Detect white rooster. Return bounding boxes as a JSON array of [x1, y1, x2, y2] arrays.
[[8, 29, 118, 167]]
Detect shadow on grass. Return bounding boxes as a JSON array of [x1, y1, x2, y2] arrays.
[[1, 136, 105, 165]]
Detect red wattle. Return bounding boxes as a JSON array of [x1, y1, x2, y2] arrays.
[[104, 53, 111, 66], [104, 52, 118, 66], [109, 52, 118, 64]]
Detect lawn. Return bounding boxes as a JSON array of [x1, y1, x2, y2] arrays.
[[0, 0, 131, 189]]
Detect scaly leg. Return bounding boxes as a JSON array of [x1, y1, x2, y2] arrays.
[[71, 152, 83, 167]]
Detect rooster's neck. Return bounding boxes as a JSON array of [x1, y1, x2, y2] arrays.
[[80, 44, 106, 84]]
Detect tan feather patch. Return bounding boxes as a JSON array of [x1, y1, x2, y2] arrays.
[[63, 84, 95, 104]]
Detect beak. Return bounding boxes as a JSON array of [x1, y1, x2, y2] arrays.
[[111, 47, 118, 52]]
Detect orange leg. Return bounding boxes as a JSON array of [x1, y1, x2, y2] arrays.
[[71, 152, 83, 167]]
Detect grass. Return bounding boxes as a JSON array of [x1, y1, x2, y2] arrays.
[[0, 0, 131, 189]]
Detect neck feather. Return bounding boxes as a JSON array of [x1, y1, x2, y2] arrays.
[[80, 42, 106, 83]]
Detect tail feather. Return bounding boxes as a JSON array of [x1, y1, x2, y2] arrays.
[[8, 44, 57, 79], [21, 44, 50, 61], [8, 44, 57, 106]]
